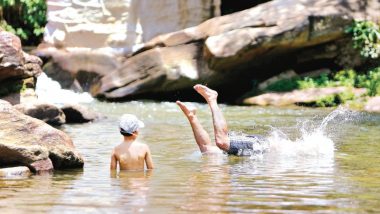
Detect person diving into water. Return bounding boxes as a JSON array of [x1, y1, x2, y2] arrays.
[[176, 84, 268, 156]]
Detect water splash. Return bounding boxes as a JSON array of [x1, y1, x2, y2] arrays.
[[36, 73, 93, 105], [267, 107, 358, 158]]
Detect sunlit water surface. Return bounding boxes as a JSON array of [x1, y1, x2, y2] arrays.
[[1, 100, 379, 213]]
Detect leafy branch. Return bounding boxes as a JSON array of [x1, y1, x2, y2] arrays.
[[0, 0, 47, 45], [345, 20, 380, 59]]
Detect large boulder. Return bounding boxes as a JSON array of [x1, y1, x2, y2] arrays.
[[0, 29, 42, 81], [0, 100, 84, 173], [92, 0, 378, 100], [0, 29, 42, 104], [14, 102, 66, 126], [93, 43, 212, 98]]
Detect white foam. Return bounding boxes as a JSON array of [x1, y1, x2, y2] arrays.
[[267, 128, 334, 158], [265, 107, 354, 159], [36, 73, 94, 105]]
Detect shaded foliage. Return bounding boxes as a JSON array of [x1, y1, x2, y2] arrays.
[[0, 0, 47, 45], [261, 67, 380, 107], [345, 20, 380, 59], [265, 68, 380, 97]]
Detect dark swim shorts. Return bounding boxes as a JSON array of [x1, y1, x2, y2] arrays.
[[227, 133, 269, 156]]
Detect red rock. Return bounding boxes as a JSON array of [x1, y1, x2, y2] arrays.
[[0, 100, 84, 173], [0, 29, 42, 81]]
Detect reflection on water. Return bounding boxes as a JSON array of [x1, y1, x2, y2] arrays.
[[0, 170, 83, 213], [109, 170, 153, 213], [1, 101, 380, 213]]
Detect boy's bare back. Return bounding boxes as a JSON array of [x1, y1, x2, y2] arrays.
[[111, 141, 153, 170], [111, 114, 154, 171]]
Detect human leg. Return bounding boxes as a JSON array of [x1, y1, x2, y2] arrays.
[[176, 101, 217, 153], [193, 84, 230, 152]]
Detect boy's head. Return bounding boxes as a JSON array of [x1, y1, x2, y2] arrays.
[[119, 114, 145, 136]]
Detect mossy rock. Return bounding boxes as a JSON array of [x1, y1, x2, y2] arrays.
[[0, 77, 33, 97]]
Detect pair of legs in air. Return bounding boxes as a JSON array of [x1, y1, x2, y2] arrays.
[[176, 84, 230, 154]]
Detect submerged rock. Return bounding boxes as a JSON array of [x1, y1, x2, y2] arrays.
[[15, 102, 66, 126], [0, 166, 31, 178], [61, 104, 100, 123], [0, 100, 84, 173], [242, 87, 367, 106]]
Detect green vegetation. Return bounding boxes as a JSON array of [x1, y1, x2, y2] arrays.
[[262, 68, 380, 107], [265, 68, 380, 96], [356, 67, 380, 96], [302, 20, 380, 107], [0, 0, 47, 45], [312, 91, 356, 107], [264, 78, 300, 92], [297, 68, 380, 96], [345, 20, 380, 59]]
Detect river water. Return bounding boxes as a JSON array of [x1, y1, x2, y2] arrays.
[[1, 75, 380, 213]]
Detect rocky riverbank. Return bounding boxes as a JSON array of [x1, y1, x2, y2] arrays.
[[0, 28, 87, 175], [0, 100, 84, 173], [241, 86, 380, 113]]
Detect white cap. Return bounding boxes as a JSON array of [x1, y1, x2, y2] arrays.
[[119, 114, 145, 134]]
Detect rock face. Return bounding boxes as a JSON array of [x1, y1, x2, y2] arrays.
[[35, 47, 120, 92], [0, 100, 84, 173], [0, 28, 42, 104], [242, 87, 367, 106], [91, 0, 379, 100], [15, 102, 66, 126], [0, 29, 42, 81], [93, 43, 209, 99], [44, 0, 220, 52]]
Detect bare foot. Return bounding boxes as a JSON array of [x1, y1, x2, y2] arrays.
[[176, 101, 197, 119], [193, 84, 218, 102]]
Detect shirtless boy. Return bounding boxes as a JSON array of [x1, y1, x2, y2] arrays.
[[177, 84, 267, 156], [110, 114, 154, 171]]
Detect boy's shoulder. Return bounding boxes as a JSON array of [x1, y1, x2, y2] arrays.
[[134, 141, 149, 148]]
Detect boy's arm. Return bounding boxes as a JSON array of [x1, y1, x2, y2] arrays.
[[110, 150, 117, 170], [145, 145, 154, 169]]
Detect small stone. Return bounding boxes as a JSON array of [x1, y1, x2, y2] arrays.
[[0, 166, 31, 178]]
